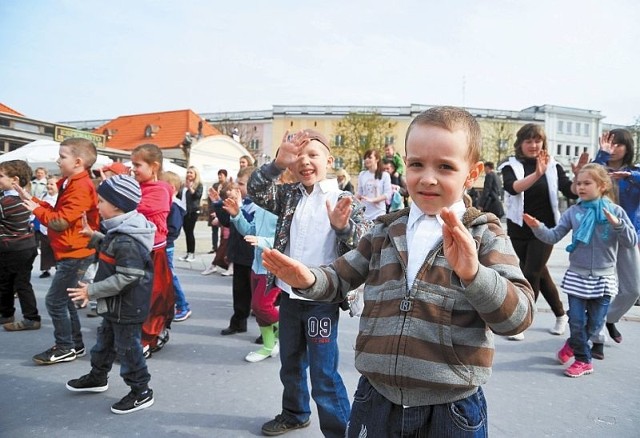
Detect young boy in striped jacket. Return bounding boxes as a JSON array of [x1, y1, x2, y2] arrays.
[[262, 107, 536, 437]]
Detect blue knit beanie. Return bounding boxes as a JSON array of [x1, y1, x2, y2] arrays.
[[97, 175, 141, 213]]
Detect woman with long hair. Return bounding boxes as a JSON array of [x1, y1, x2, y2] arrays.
[[178, 166, 203, 262]]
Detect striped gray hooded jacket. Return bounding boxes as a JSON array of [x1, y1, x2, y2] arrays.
[[296, 207, 535, 406]]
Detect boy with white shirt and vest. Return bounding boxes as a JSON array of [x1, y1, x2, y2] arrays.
[[248, 129, 371, 438], [261, 107, 536, 437]]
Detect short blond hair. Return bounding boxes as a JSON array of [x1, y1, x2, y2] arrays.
[[160, 171, 182, 193]]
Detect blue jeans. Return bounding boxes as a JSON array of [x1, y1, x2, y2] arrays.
[[348, 376, 488, 438], [567, 294, 611, 363], [45, 257, 93, 349], [166, 246, 189, 311], [90, 318, 150, 392], [278, 292, 350, 438]]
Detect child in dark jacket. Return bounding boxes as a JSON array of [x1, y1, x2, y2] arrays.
[[66, 175, 157, 415], [161, 171, 191, 322]]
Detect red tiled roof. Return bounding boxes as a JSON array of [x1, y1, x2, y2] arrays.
[[0, 103, 24, 116], [93, 109, 221, 150]]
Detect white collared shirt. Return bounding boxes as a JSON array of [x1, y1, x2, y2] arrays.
[[406, 200, 466, 290], [277, 178, 343, 299]]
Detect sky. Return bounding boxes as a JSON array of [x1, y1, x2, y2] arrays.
[[1, 0, 639, 125]]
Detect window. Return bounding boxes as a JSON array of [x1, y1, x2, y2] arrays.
[[574, 146, 580, 156], [557, 121, 564, 133], [334, 135, 344, 146], [583, 147, 588, 154], [248, 139, 260, 150], [359, 135, 368, 146], [583, 123, 590, 136], [557, 144, 562, 155], [565, 145, 571, 155], [575, 123, 581, 135], [0, 118, 10, 127], [566, 122, 573, 135], [384, 135, 394, 145]]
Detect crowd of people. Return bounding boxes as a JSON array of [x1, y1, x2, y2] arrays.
[[0, 107, 638, 436]]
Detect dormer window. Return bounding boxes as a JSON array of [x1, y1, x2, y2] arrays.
[[103, 128, 117, 140], [145, 124, 160, 138]]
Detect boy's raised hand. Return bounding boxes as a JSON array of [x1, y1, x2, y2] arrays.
[[67, 281, 89, 308], [326, 196, 353, 231], [599, 131, 614, 154], [208, 186, 220, 202], [603, 208, 620, 226], [262, 248, 315, 289], [523, 213, 540, 228], [222, 197, 240, 217], [11, 182, 32, 201], [79, 211, 95, 237], [440, 207, 478, 284], [274, 130, 310, 170]]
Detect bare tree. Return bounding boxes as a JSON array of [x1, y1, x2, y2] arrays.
[[210, 120, 257, 147], [479, 120, 518, 164], [333, 112, 397, 173]]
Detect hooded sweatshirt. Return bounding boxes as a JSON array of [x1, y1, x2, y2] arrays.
[[87, 210, 156, 324]]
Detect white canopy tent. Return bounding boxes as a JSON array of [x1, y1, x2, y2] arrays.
[[0, 139, 111, 175], [188, 135, 254, 188]]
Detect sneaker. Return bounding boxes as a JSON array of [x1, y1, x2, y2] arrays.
[[591, 342, 605, 360], [174, 308, 192, 322], [151, 328, 170, 352], [549, 314, 568, 335], [557, 341, 574, 365], [178, 254, 190, 261], [186, 253, 196, 262], [3, 319, 41, 331], [606, 323, 622, 343], [32, 346, 76, 365], [111, 389, 154, 414], [143, 345, 152, 359], [564, 360, 593, 378], [75, 345, 86, 358], [245, 343, 279, 363], [507, 333, 525, 341], [66, 373, 108, 392], [221, 267, 234, 276], [261, 414, 310, 436], [0, 315, 15, 325], [201, 265, 218, 275], [39, 271, 51, 278]]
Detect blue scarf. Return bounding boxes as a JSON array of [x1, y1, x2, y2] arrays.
[[566, 198, 614, 253]]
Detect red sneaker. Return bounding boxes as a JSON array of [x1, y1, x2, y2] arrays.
[[557, 341, 574, 365], [564, 360, 593, 378]]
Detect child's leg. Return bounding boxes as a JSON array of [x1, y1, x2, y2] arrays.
[[586, 295, 612, 349], [114, 322, 151, 393], [44, 257, 92, 349], [250, 272, 279, 327], [12, 247, 40, 321], [607, 245, 640, 323], [226, 264, 251, 331], [429, 388, 488, 437], [305, 302, 350, 437], [90, 318, 117, 379], [566, 295, 589, 362], [347, 376, 395, 437], [166, 247, 189, 311]]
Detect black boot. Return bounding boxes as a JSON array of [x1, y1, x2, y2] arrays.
[[606, 323, 622, 343]]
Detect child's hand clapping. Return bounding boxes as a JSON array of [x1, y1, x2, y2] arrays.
[[523, 213, 540, 228], [79, 212, 95, 237], [603, 208, 620, 226], [440, 207, 479, 284], [326, 196, 353, 231], [274, 131, 311, 170], [208, 186, 220, 202], [222, 197, 240, 217], [262, 248, 315, 289]]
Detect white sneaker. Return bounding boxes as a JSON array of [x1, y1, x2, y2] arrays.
[[550, 314, 568, 335], [186, 253, 196, 262], [245, 343, 279, 363], [201, 265, 218, 275], [178, 254, 189, 261], [221, 267, 234, 276], [507, 333, 525, 341]]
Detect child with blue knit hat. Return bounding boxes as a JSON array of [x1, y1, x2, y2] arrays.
[[66, 175, 158, 414]]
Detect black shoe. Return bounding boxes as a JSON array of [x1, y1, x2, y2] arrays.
[[591, 343, 605, 360], [66, 373, 108, 392], [220, 326, 247, 336], [33, 346, 76, 365], [39, 271, 51, 278], [606, 323, 622, 343], [208, 249, 216, 254], [255, 335, 263, 344], [74, 345, 86, 358], [151, 329, 170, 352], [111, 389, 154, 414], [261, 414, 310, 436]]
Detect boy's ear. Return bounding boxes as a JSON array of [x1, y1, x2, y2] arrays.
[[326, 154, 335, 168], [465, 161, 484, 189]]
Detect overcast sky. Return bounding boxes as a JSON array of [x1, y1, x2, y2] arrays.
[[2, 0, 638, 125]]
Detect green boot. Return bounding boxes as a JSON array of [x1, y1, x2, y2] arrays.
[[245, 324, 278, 363]]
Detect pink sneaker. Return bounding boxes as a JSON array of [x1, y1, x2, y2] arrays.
[[564, 360, 593, 378], [557, 341, 574, 364]]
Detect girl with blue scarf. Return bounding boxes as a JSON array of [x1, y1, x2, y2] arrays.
[[524, 164, 637, 378]]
